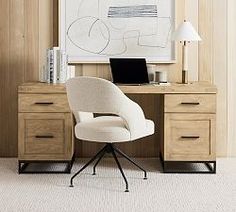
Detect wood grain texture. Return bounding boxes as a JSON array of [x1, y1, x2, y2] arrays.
[[227, 0, 236, 156], [18, 94, 70, 113], [8, 0, 25, 156], [18, 83, 216, 158], [198, 0, 213, 82], [39, 0, 54, 79], [24, 0, 39, 81], [165, 94, 216, 113], [213, 0, 228, 157], [19, 82, 217, 94], [0, 0, 10, 157], [185, 0, 199, 81], [119, 82, 217, 94], [0, 0, 231, 157], [164, 0, 185, 83], [164, 113, 216, 161], [53, 0, 58, 46], [0, 0, 26, 157], [25, 119, 64, 154], [19, 82, 66, 93], [116, 94, 159, 158], [18, 113, 73, 161]]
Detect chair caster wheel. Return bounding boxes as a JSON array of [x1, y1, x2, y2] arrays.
[[125, 189, 129, 192], [69, 184, 74, 188], [92, 173, 96, 175], [144, 177, 147, 180]]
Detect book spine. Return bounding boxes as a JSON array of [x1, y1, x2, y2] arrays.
[[46, 49, 52, 83], [59, 51, 68, 83], [49, 49, 54, 83], [56, 49, 61, 83], [45, 47, 68, 84], [67, 65, 75, 80], [52, 47, 60, 84]]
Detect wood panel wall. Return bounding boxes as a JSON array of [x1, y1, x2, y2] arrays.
[[227, 0, 236, 156], [0, 0, 234, 157], [0, 0, 54, 157]]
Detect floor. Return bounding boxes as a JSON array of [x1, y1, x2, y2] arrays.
[[0, 158, 236, 212]]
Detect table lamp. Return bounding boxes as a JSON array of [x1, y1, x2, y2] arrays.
[[172, 20, 202, 84]]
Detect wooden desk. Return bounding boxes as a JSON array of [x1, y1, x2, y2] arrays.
[[18, 82, 217, 173]]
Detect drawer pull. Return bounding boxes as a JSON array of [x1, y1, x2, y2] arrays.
[[181, 136, 200, 139], [34, 102, 54, 105], [181, 102, 200, 105], [35, 135, 54, 139]]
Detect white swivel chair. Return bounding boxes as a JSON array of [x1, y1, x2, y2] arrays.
[[66, 77, 154, 192]]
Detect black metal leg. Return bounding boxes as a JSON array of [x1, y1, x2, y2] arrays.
[[19, 162, 29, 174], [114, 147, 147, 179], [159, 152, 166, 172], [70, 145, 107, 187], [205, 162, 216, 173], [213, 161, 216, 173], [205, 163, 213, 172], [110, 146, 129, 192], [64, 154, 75, 173], [93, 150, 106, 175], [161, 159, 217, 174]]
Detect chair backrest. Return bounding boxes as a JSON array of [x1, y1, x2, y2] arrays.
[[66, 76, 147, 140], [66, 77, 127, 115]]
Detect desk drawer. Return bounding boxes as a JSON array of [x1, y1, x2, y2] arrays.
[[165, 94, 216, 113], [164, 114, 215, 161], [18, 113, 73, 160], [25, 119, 64, 154], [19, 94, 70, 112]]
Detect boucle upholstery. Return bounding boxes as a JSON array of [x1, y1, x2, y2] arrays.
[[66, 77, 154, 142]]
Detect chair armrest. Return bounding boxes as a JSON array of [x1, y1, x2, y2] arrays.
[[118, 97, 147, 140]]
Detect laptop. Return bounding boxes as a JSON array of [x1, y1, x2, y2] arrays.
[[109, 58, 150, 85]]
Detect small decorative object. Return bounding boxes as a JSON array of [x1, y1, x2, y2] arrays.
[[39, 47, 75, 84], [155, 71, 168, 83], [147, 64, 157, 82], [172, 20, 202, 84]]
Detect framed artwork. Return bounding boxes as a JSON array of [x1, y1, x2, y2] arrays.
[[59, 0, 176, 63]]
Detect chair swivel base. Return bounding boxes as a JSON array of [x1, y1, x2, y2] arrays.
[[69, 143, 147, 192]]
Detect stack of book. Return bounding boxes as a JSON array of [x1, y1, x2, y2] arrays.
[[40, 47, 75, 83]]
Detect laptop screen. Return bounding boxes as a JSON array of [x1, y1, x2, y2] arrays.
[[110, 58, 149, 84]]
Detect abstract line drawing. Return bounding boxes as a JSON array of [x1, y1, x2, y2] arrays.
[[60, 0, 175, 63]]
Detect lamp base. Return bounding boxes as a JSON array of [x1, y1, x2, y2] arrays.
[[182, 70, 188, 84]]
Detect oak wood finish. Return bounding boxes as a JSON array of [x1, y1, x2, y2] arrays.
[[198, 0, 213, 83], [18, 113, 73, 160], [164, 113, 216, 161], [161, 93, 216, 162], [18, 85, 73, 161], [19, 82, 217, 94], [18, 94, 70, 113], [0, 0, 54, 157], [18, 83, 216, 160], [165, 94, 216, 113], [0, 0, 229, 157], [24, 0, 39, 82], [0, 0, 25, 157], [119, 82, 217, 94], [227, 0, 236, 156]]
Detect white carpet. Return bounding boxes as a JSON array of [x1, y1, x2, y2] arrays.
[[0, 158, 236, 212]]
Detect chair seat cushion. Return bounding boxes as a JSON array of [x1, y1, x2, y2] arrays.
[[75, 116, 154, 143]]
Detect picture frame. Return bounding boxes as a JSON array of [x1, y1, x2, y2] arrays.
[[59, 0, 176, 64]]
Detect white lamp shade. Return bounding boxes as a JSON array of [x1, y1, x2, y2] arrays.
[[172, 21, 202, 41]]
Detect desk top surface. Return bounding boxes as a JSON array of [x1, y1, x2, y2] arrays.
[[19, 81, 217, 94]]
